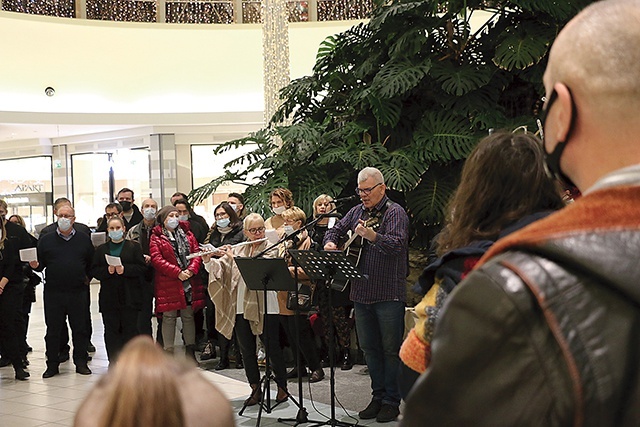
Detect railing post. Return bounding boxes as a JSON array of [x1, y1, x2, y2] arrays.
[[76, 0, 87, 18], [309, 0, 317, 21], [157, 0, 166, 22], [234, 0, 243, 23]]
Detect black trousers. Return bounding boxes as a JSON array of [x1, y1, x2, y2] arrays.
[[136, 280, 154, 336], [102, 308, 139, 362], [235, 313, 287, 388], [0, 282, 25, 369], [44, 288, 89, 367], [280, 314, 321, 371], [59, 288, 92, 354]]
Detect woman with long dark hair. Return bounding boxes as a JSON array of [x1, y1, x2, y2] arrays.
[[200, 202, 245, 368], [399, 130, 566, 397]]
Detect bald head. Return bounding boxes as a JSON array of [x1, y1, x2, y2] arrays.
[[545, 0, 640, 115]]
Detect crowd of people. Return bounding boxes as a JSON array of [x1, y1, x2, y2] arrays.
[[3, 4, 640, 423]]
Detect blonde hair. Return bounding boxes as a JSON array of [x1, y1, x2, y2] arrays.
[[281, 206, 306, 223], [312, 195, 335, 218], [74, 336, 233, 427]]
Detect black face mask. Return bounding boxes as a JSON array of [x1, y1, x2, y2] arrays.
[[119, 201, 132, 212], [540, 88, 577, 188]]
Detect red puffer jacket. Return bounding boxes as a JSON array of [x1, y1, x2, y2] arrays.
[[150, 222, 205, 313]]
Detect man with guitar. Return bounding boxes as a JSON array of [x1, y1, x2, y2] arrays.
[[324, 167, 409, 423]]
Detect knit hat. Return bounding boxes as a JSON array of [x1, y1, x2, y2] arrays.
[[156, 206, 178, 227]]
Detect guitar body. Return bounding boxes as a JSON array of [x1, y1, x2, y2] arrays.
[[331, 215, 381, 291]]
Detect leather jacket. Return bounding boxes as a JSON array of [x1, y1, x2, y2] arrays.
[[402, 185, 640, 427]]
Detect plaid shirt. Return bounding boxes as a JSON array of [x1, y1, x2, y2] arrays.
[[324, 196, 409, 304]]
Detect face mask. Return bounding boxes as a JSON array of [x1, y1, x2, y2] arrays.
[[216, 218, 231, 228], [109, 230, 124, 242], [541, 88, 577, 188], [272, 205, 286, 215], [119, 201, 132, 212], [178, 215, 189, 222], [58, 217, 72, 232], [166, 217, 179, 230], [283, 225, 295, 236], [228, 203, 238, 212], [143, 207, 156, 221]]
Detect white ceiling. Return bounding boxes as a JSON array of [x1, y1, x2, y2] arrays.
[[0, 123, 142, 143]]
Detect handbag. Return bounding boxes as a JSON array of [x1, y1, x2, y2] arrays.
[[286, 283, 313, 311]]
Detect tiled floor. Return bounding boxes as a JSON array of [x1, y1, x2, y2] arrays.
[[0, 282, 395, 426]]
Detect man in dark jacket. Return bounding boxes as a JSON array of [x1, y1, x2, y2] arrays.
[[116, 188, 143, 229], [31, 205, 95, 378], [401, 2, 640, 426]]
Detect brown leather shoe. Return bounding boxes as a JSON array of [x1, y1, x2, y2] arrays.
[[276, 386, 289, 403], [244, 384, 262, 406], [309, 368, 325, 383]]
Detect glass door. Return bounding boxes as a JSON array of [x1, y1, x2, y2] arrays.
[[72, 149, 150, 228]]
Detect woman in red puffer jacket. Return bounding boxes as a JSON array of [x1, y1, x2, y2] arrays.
[[150, 206, 205, 360]]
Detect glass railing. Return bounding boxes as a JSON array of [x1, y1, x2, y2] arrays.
[[1, 0, 371, 23]]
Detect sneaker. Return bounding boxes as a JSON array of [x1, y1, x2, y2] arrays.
[[358, 399, 382, 419], [376, 404, 400, 423]]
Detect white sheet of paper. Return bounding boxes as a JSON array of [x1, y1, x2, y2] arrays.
[[265, 228, 280, 245], [105, 255, 122, 266], [328, 217, 336, 228], [91, 232, 106, 247], [19, 248, 38, 262]]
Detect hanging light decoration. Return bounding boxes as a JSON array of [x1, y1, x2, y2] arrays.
[[262, 0, 291, 135]]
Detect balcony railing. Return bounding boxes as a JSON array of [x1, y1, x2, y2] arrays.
[[0, 0, 372, 23]]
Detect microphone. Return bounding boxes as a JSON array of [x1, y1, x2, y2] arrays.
[[333, 194, 359, 204]]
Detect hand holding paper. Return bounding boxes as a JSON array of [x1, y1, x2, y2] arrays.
[[20, 248, 38, 263]]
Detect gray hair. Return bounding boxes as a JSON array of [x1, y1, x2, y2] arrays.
[[357, 167, 385, 185]]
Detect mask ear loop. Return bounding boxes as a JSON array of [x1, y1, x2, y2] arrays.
[[544, 86, 578, 187]]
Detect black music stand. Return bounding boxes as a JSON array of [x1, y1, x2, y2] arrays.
[[288, 250, 363, 427], [234, 257, 299, 426]]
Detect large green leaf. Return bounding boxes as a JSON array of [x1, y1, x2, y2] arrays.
[[430, 61, 493, 96], [370, 59, 432, 99], [413, 111, 477, 162], [493, 23, 553, 71], [368, 96, 402, 127]]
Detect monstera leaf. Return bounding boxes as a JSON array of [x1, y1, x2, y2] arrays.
[[370, 59, 432, 99], [493, 23, 553, 71]]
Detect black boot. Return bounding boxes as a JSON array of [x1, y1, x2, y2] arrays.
[[341, 349, 353, 371], [14, 362, 30, 381]]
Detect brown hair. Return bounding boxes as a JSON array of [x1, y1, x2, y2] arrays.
[[214, 201, 241, 228], [270, 188, 294, 209], [436, 131, 564, 255]]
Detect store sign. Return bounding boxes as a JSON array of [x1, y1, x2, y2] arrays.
[[0, 180, 49, 195]]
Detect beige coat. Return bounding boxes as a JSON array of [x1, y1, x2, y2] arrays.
[[205, 240, 277, 339]]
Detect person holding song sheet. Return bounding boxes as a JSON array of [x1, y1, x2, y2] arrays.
[[310, 195, 354, 371], [323, 167, 409, 423], [203, 213, 289, 406], [278, 207, 325, 383], [91, 216, 146, 363], [149, 206, 205, 360]]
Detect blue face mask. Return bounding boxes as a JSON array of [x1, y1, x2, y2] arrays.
[[143, 207, 156, 221], [178, 215, 189, 222], [166, 217, 179, 230], [57, 217, 72, 232], [216, 218, 231, 228], [109, 229, 124, 242]]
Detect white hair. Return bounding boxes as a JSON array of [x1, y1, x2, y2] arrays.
[[357, 167, 385, 185]]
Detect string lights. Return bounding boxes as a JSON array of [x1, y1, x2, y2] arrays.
[[2, 0, 370, 22], [262, 0, 291, 133]]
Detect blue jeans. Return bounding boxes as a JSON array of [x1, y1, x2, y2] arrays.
[[355, 300, 405, 407]]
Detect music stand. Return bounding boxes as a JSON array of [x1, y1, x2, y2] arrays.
[[234, 257, 299, 426], [288, 250, 363, 427]]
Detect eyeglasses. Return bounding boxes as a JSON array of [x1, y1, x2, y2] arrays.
[[105, 212, 120, 218], [355, 182, 382, 196], [536, 89, 558, 142], [247, 226, 265, 234]]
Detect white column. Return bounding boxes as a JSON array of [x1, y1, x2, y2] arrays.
[[157, 0, 166, 23]]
